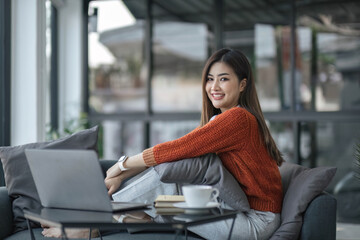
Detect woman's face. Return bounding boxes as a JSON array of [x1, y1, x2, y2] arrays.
[[206, 62, 246, 113]]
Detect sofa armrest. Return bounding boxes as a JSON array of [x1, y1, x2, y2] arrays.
[[300, 192, 337, 240], [99, 160, 117, 177], [0, 186, 14, 239]]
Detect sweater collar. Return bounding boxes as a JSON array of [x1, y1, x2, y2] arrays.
[[210, 105, 241, 121]]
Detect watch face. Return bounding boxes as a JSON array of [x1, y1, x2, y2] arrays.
[[118, 156, 128, 171]]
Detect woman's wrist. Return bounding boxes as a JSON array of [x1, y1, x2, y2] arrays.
[[117, 165, 147, 182], [123, 153, 146, 169]]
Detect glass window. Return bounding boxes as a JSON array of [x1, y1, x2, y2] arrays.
[[101, 120, 144, 159], [299, 121, 360, 223], [297, 12, 360, 112], [151, 121, 199, 145], [88, 1, 145, 114], [254, 24, 315, 112], [267, 121, 294, 162], [314, 122, 360, 187], [84, 0, 360, 234], [256, 25, 313, 112], [152, 21, 207, 112], [297, 121, 360, 175], [254, 24, 280, 111], [297, 27, 312, 111], [316, 33, 360, 111]]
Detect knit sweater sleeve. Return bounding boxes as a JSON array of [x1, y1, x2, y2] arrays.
[[143, 107, 251, 166]]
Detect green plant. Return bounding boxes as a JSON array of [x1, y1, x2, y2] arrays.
[[45, 113, 104, 158], [46, 112, 89, 141]]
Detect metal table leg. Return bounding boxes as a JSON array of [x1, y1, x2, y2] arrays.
[[98, 229, 103, 240], [227, 216, 236, 240], [88, 227, 103, 240], [26, 219, 36, 240], [88, 227, 92, 240], [174, 228, 184, 240], [61, 226, 68, 240]]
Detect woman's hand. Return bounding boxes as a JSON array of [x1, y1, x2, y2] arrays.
[[105, 176, 123, 195], [105, 153, 148, 188], [105, 166, 148, 196], [106, 162, 122, 179]]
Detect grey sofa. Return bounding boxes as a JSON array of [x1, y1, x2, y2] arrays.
[[0, 160, 337, 240]]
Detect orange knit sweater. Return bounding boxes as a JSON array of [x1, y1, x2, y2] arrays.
[[143, 107, 283, 213]]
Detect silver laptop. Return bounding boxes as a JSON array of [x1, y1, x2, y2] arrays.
[[25, 149, 148, 212]]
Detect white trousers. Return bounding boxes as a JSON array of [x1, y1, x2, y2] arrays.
[[112, 167, 280, 240]]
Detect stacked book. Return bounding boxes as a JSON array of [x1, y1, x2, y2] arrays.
[[154, 195, 185, 214]]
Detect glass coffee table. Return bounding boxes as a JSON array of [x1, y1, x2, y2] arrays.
[[24, 206, 238, 240]]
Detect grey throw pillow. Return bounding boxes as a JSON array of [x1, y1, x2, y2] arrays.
[[154, 153, 250, 212], [0, 126, 99, 233], [270, 162, 337, 240]]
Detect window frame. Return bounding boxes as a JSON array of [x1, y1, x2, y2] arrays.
[[0, 0, 11, 186]]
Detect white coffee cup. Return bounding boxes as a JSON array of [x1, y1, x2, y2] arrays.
[[182, 185, 219, 207]]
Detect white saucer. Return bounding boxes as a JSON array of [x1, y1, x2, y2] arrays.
[[173, 202, 220, 210]]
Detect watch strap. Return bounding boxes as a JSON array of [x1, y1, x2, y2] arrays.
[[117, 214, 127, 223], [118, 155, 129, 171]]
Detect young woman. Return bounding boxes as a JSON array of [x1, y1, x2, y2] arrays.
[[43, 49, 284, 239]]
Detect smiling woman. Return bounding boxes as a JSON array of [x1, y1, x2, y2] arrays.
[[199, 49, 284, 167], [206, 62, 246, 112], [101, 48, 285, 240]]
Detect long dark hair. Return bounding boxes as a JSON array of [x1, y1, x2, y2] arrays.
[[200, 48, 284, 166]]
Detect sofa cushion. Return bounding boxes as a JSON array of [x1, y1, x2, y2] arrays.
[[301, 193, 337, 240], [0, 126, 99, 233], [0, 187, 13, 239], [270, 162, 337, 240], [154, 153, 250, 212]]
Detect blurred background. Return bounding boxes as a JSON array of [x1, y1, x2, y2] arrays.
[[1, 0, 359, 238]]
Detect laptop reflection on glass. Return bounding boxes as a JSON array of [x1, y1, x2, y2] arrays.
[[25, 149, 149, 212]]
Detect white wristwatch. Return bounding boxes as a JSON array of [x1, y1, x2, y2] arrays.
[[118, 155, 129, 171], [117, 214, 127, 223]]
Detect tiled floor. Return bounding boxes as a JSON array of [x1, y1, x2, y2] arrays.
[[337, 223, 360, 240]]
